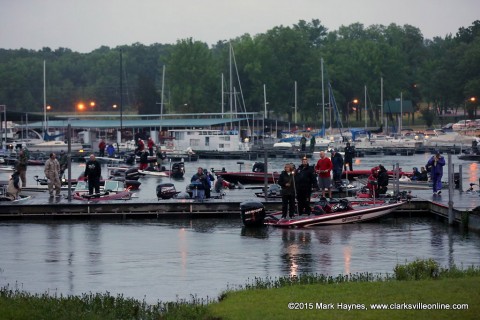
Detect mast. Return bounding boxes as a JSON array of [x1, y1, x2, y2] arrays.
[[364, 85, 367, 130], [43, 60, 47, 134], [119, 49, 123, 150], [221, 73, 224, 118], [321, 58, 325, 138], [160, 65, 165, 119], [263, 84, 267, 139], [294, 81, 297, 124], [229, 42, 233, 129], [400, 91, 403, 134], [380, 77, 384, 129]]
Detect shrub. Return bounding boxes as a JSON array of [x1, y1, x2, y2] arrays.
[[394, 258, 440, 280]]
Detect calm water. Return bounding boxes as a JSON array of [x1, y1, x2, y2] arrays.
[[0, 218, 479, 303], [1, 154, 480, 303]]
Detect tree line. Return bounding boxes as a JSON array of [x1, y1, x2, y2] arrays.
[[0, 19, 479, 128]]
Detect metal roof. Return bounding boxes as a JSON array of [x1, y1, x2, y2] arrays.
[[19, 118, 247, 129]]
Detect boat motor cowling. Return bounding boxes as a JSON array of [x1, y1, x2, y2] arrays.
[[240, 201, 266, 227]]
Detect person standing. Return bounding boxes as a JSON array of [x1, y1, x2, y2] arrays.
[[106, 144, 115, 157], [315, 151, 333, 199], [203, 169, 215, 199], [147, 137, 155, 156], [85, 154, 102, 195], [191, 167, 209, 200], [344, 142, 356, 171], [59, 150, 68, 176], [138, 150, 149, 170], [16, 149, 28, 186], [295, 157, 317, 215], [98, 139, 106, 157], [377, 164, 389, 195], [156, 148, 167, 171], [426, 151, 446, 195], [309, 135, 316, 153], [330, 149, 344, 187], [44, 153, 61, 197], [6, 170, 22, 200], [278, 163, 296, 219], [136, 138, 145, 154], [366, 166, 379, 197], [300, 135, 307, 152]]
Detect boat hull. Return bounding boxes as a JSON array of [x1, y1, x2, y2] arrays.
[[264, 201, 404, 227]]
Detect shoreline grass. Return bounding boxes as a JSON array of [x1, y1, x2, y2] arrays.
[[1, 259, 479, 319]]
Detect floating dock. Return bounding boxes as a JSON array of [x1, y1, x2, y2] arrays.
[[1, 189, 479, 231]]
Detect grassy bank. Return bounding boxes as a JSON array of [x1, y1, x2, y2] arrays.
[[1, 259, 479, 319]]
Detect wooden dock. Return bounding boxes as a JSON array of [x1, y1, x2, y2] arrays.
[[1, 188, 479, 231]]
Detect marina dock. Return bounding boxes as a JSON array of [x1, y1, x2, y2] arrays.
[[2, 188, 479, 232]]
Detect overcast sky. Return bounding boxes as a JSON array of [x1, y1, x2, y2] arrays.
[[1, 0, 478, 53]]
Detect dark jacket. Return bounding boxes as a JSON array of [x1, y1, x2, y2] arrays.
[[331, 152, 344, 171], [295, 164, 317, 193], [85, 159, 101, 179], [278, 171, 295, 196], [344, 145, 355, 161], [191, 172, 209, 190], [426, 155, 445, 178], [377, 167, 389, 187]]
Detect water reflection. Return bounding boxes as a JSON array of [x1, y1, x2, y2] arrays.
[[280, 230, 314, 276], [240, 226, 269, 239], [0, 218, 479, 303]]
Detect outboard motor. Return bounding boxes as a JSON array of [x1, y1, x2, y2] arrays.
[[240, 201, 266, 227]]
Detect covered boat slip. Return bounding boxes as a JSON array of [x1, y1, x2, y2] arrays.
[[1, 188, 480, 231]]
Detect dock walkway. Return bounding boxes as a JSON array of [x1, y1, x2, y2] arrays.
[[1, 188, 480, 231]]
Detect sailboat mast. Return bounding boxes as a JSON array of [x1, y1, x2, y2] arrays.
[[380, 77, 384, 129], [43, 60, 47, 133], [321, 58, 325, 138], [119, 49, 123, 150], [229, 43, 233, 129], [400, 91, 403, 134], [364, 85, 367, 130], [294, 81, 297, 124], [221, 73, 224, 118], [160, 65, 165, 119]]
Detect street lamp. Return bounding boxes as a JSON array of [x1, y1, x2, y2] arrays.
[[46, 105, 52, 128], [347, 99, 359, 128], [465, 97, 477, 119]]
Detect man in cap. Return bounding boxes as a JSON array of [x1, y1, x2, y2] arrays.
[[295, 156, 317, 215], [344, 142, 355, 171], [426, 151, 445, 195], [330, 148, 344, 187]]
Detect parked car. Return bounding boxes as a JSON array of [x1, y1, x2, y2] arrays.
[[452, 120, 475, 130], [441, 123, 454, 132]]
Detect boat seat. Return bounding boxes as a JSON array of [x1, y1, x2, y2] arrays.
[[74, 181, 88, 192], [104, 180, 124, 192]]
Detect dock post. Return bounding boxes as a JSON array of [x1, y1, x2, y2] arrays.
[[458, 165, 463, 192], [67, 123, 72, 201], [448, 154, 454, 225], [263, 145, 268, 201]]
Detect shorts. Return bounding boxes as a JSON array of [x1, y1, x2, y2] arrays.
[[318, 177, 331, 189]]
